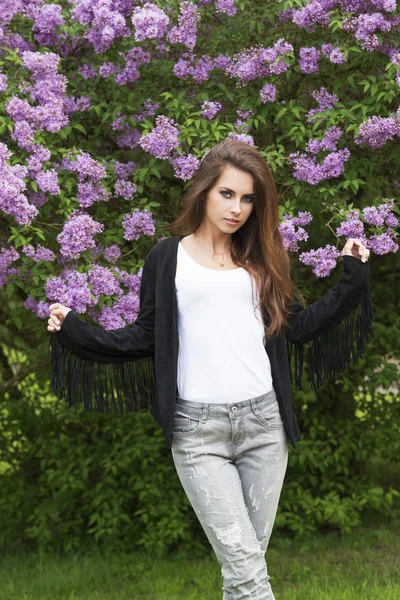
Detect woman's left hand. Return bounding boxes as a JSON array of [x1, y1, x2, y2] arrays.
[[342, 238, 370, 263]]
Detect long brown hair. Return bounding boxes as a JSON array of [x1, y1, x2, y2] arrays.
[[167, 139, 300, 342]]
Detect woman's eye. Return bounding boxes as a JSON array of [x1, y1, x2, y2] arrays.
[[220, 191, 253, 202]]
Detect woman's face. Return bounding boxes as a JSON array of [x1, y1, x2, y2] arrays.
[[203, 165, 255, 233]]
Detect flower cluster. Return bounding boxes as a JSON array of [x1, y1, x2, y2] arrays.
[[306, 87, 339, 123], [71, 0, 131, 53], [354, 110, 400, 149], [215, 0, 237, 17], [201, 101, 223, 120], [61, 150, 110, 208], [234, 108, 254, 132], [226, 132, 254, 145], [288, 148, 351, 184], [260, 83, 277, 103], [138, 115, 180, 159], [173, 53, 214, 83], [169, 152, 200, 181], [299, 245, 342, 278], [0, 142, 39, 225], [104, 244, 121, 263], [45, 269, 92, 313], [226, 39, 293, 86], [131, 3, 170, 42], [279, 211, 313, 252], [133, 98, 160, 122], [0, 247, 20, 287], [336, 200, 399, 255], [167, 1, 200, 51], [32, 3, 65, 47], [57, 212, 104, 260], [306, 126, 343, 154], [122, 209, 156, 241], [22, 244, 55, 262]]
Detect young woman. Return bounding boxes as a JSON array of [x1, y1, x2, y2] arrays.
[[47, 140, 372, 600]]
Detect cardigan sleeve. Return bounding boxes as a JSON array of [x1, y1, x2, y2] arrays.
[[47, 254, 156, 414], [285, 255, 373, 391]]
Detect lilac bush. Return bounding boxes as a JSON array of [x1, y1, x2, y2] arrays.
[[0, 0, 398, 330]]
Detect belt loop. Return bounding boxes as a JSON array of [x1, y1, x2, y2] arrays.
[[202, 403, 208, 423]]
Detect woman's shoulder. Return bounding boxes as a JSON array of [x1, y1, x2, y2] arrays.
[[145, 236, 181, 266]]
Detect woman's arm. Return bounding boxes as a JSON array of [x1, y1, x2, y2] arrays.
[[285, 255, 373, 391], [48, 254, 156, 413]]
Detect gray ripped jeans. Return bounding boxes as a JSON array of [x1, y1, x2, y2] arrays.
[[171, 387, 289, 600]]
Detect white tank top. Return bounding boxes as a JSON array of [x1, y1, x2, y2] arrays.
[[175, 241, 273, 403]]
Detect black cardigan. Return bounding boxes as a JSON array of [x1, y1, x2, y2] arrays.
[[48, 235, 373, 450]]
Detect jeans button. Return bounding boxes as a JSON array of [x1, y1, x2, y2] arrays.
[[231, 406, 238, 413]]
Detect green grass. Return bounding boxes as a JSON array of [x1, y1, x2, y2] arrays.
[[1, 519, 399, 600]]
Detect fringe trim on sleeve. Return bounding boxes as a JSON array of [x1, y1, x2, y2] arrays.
[[287, 289, 373, 391], [48, 334, 156, 413]]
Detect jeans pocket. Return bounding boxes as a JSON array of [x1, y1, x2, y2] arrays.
[[172, 409, 206, 438], [252, 395, 284, 430]]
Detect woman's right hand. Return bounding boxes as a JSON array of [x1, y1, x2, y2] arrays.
[[47, 303, 72, 332]]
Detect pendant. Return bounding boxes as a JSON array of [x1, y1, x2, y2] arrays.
[[220, 263, 224, 267]]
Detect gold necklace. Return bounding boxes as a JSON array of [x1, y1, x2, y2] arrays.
[[193, 234, 232, 267]]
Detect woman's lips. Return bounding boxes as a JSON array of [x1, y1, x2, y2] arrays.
[[225, 219, 239, 225]]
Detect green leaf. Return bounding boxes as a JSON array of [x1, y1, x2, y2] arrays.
[[73, 123, 87, 134]]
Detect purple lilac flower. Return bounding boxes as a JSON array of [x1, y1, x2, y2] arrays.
[[260, 83, 277, 103], [79, 64, 97, 79], [288, 149, 351, 184], [35, 169, 60, 195], [75, 1, 130, 53], [201, 101, 223, 120], [104, 244, 121, 263], [298, 46, 321, 74], [114, 179, 137, 200], [115, 129, 141, 149], [0, 142, 39, 225], [170, 152, 200, 181], [0, 71, 7, 92], [32, 3, 65, 47], [138, 115, 180, 159], [307, 87, 339, 122], [336, 212, 366, 241], [279, 211, 313, 251], [363, 199, 399, 228], [0, 247, 20, 287], [113, 160, 136, 179], [306, 126, 343, 153], [62, 150, 107, 182], [77, 181, 111, 208], [90, 305, 126, 330], [227, 132, 255, 145], [133, 98, 159, 122], [215, 0, 237, 17], [368, 231, 399, 254], [225, 39, 293, 84], [354, 113, 400, 149], [173, 53, 214, 83], [292, 2, 330, 29], [88, 265, 123, 298], [22, 244, 55, 262], [28, 191, 48, 208], [122, 209, 156, 241], [57, 212, 104, 260], [299, 245, 342, 278], [167, 1, 200, 50], [45, 269, 92, 313], [113, 267, 141, 293], [131, 3, 170, 42], [114, 46, 151, 85]]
